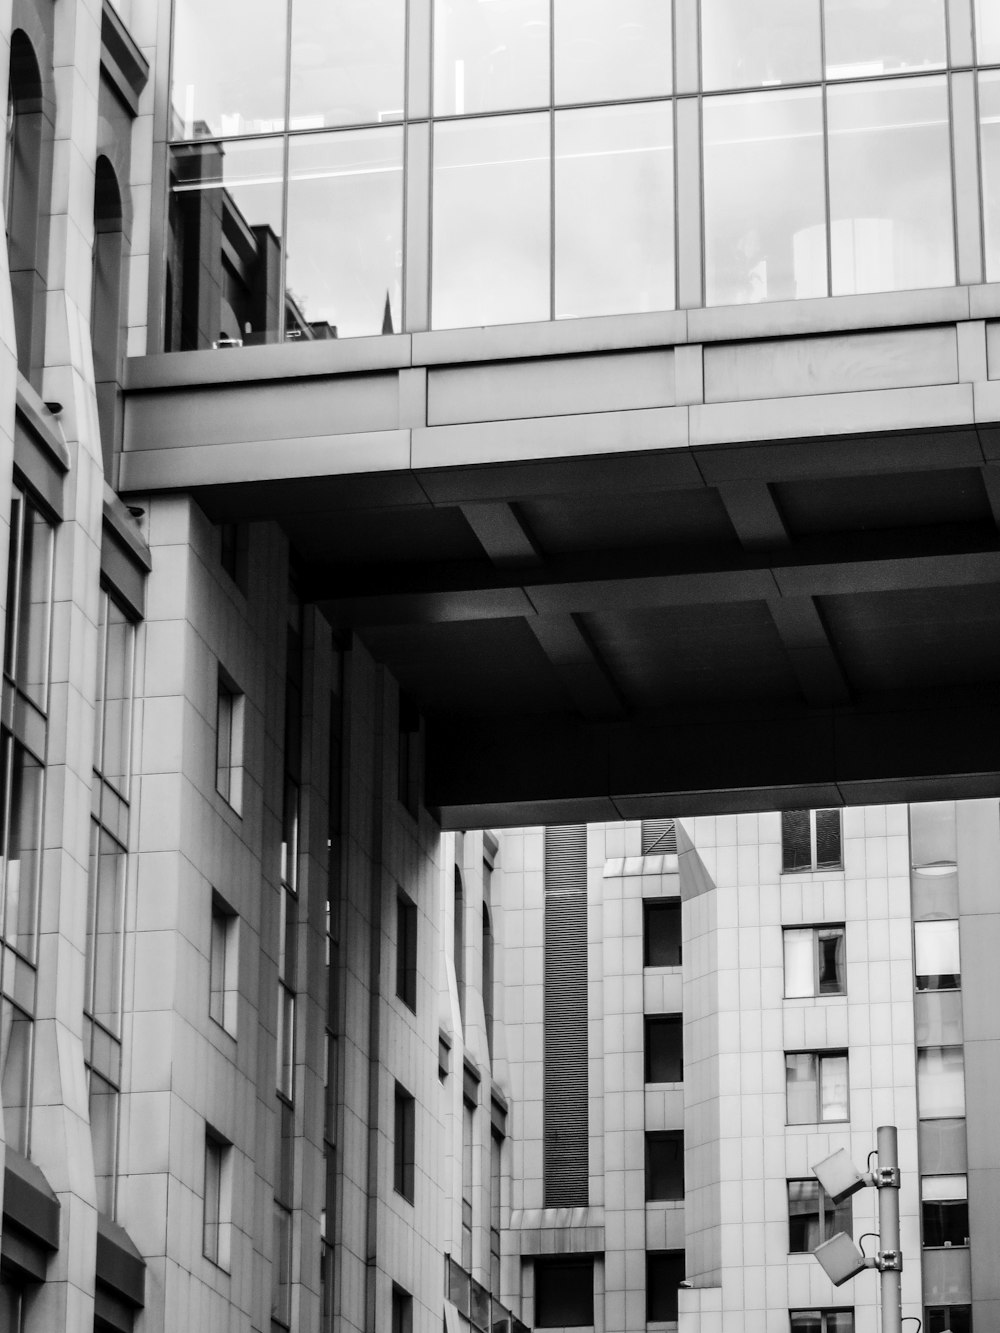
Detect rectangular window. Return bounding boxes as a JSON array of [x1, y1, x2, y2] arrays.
[[89, 1068, 119, 1217], [645, 1014, 683, 1083], [925, 1307, 971, 1333], [393, 1083, 415, 1203], [1, 734, 45, 963], [391, 1286, 413, 1333], [462, 1097, 474, 1268], [272, 1199, 292, 1326], [977, 0, 1000, 64], [782, 809, 842, 872], [922, 1176, 969, 1247], [785, 1051, 849, 1124], [790, 1314, 855, 1333], [554, 0, 672, 104], [784, 926, 846, 997], [644, 900, 682, 968], [397, 694, 421, 816], [701, 0, 821, 91], [209, 896, 238, 1034], [824, 0, 945, 79], [646, 1130, 684, 1201], [788, 1179, 853, 1253], [203, 1130, 233, 1269], [490, 1130, 502, 1296], [215, 672, 245, 813], [646, 1250, 684, 1323], [917, 1046, 965, 1119], [84, 824, 126, 1033], [396, 894, 417, 1012], [914, 921, 960, 991], [433, 0, 549, 116], [533, 1257, 594, 1329], [4, 488, 55, 712], [0, 998, 32, 1154]]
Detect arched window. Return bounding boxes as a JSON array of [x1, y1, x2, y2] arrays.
[[5, 31, 53, 387], [92, 157, 126, 477], [454, 866, 464, 1022]]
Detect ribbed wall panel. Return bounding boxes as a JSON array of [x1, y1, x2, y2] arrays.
[[543, 825, 589, 1208], [642, 818, 677, 854]]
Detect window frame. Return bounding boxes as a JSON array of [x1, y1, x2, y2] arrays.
[[644, 898, 682, 968], [203, 1127, 233, 1270], [646, 1129, 685, 1202], [393, 1081, 415, 1204], [781, 809, 843, 873], [395, 893, 417, 1013], [215, 669, 245, 814], [785, 1049, 850, 1125], [783, 924, 847, 998], [787, 1177, 853, 1254], [913, 919, 961, 991], [645, 1013, 684, 1084], [209, 893, 239, 1036], [921, 1174, 970, 1248]]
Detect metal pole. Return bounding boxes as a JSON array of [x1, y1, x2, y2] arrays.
[[876, 1125, 902, 1333]]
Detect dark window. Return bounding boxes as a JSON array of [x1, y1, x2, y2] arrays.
[[646, 1131, 684, 1201], [391, 1286, 413, 1333], [782, 809, 842, 872], [397, 694, 420, 815], [454, 866, 465, 1022], [645, 1014, 683, 1083], [534, 1258, 594, 1328], [393, 1083, 414, 1202], [396, 895, 417, 1011], [788, 1179, 853, 1253], [925, 1307, 971, 1333], [644, 900, 682, 968], [922, 1177, 969, 1247], [483, 900, 494, 1061], [646, 1251, 684, 1323], [789, 1315, 854, 1333]]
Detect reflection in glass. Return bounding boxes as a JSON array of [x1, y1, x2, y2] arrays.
[[914, 919, 960, 989], [171, 0, 288, 139], [97, 596, 135, 796], [86, 826, 126, 1034], [432, 115, 550, 329], [783, 929, 814, 997], [2, 739, 44, 961], [555, 103, 673, 319], [434, 0, 549, 115], [167, 138, 285, 351], [0, 998, 32, 1153], [554, 0, 671, 104], [785, 1052, 818, 1124], [921, 1174, 969, 1247], [976, 0, 1000, 66], [89, 1068, 119, 1215], [819, 1053, 848, 1120], [917, 1045, 966, 1118], [827, 77, 954, 296], [289, 0, 405, 129], [980, 73, 1000, 283], [701, 0, 821, 91], [703, 89, 826, 306], [824, 0, 946, 79], [286, 128, 403, 339]]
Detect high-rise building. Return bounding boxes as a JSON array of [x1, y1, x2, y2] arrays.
[[3, 1, 1000, 1331]]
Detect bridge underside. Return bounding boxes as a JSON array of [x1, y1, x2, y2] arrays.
[[121, 310, 1000, 827]]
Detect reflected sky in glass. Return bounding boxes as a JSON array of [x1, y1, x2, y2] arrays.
[[434, 0, 550, 115], [980, 73, 1000, 282], [290, 0, 405, 129], [824, 0, 946, 79], [432, 115, 550, 328], [286, 128, 404, 339], [827, 76, 954, 295], [701, 0, 821, 91], [171, 0, 288, 138], [976, 0, 1000, 65], [554, 0, 672, 104], [555, 103, 674, 318], [703, 89, 826, 306]]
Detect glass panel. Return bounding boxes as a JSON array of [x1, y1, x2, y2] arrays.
[[555, 102, 674, 320], [3, 494, 20, 682], [210, 909, 228, 1026], [204, 1141, 222, 1261], [918, 1046, 966, 1118], [781, 808, 814, 871], [554, 0, 672, 103], [646, 1130, 684, 1200], [976, 0, 1000, 65], [815, 809, 842, 869], [701, 0, 821, 91], [278, 983, 295, 1098], [788, 1179, 820, 1252], [784, 929, 814, 997], [289, 0, 405, 130], [0, 999, 31, 1153], [922, 1192, 971, 1245], [703, 89, 827, 308], [171, 0, 289, 139], [819, 1054, 849, 1120], [89, 1067, 118, 1216], [980, 72, 1000, 284], [926, 1306, 971, 1333], [827, 76, 954, 297], [824, 0, 946, 78], [88, 827, 126, 1033], [786, 1052, 817, 1123], [167, 138, 285, 351], [914, 920, 960, 989], [434, 0, 550, 116], [827, 1317, 855, 1333], [910, 801, 958, 867], [923, 1174, 967, 1201], [15, 503, 53, 711], [817, 928, 846, 994], [3, 739, 44, 961], [432, 115, 550, 329], [645, 1015, 683, 1082], [272, 1202, 292, 1323], [285, 127, 403, 341], [100, 599, 135, 795]]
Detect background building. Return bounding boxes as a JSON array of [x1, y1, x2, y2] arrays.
[[2, 0, 1000, 1331]]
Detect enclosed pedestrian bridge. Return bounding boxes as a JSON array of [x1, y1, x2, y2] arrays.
[[121, 291, 1000, 828]]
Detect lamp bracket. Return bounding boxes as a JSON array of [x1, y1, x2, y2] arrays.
[[876, 1250, 902, 1272], [874, 1167, 900, 1189]]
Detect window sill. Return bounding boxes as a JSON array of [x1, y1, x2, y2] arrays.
[[783, 993, 847, 1004]]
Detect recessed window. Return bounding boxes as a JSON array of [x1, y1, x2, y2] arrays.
[[788, 1179, 852, 1253], [789, 1313, 854, 1333], [203, 1129, 233, 1269], [922, 1175, 969, 1248], [914, 920, 960, 991], [782, 809, 842, 872], [533, 1257, 594, 1329], [646, 1130, 684, 1201], [209, 895, 239, 1034], [645, 1014, 683, 1084], [784, 926, 846, 997], [924, 1306, 971, 1333], [396, 895, 417, 1012], [647, 1250, 684, 1323], [215, 672, 245, 813], [917, 1046, 965, 1119], [644, 900, 682, 968], [394, 1082, 415, 1203], [391, 1285, 413, 1333], [785, 1051, 849, 1124]]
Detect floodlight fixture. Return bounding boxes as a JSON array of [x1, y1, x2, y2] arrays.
[[811, 1147, 870, 1204], [813, 1231, 872, 1286]]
